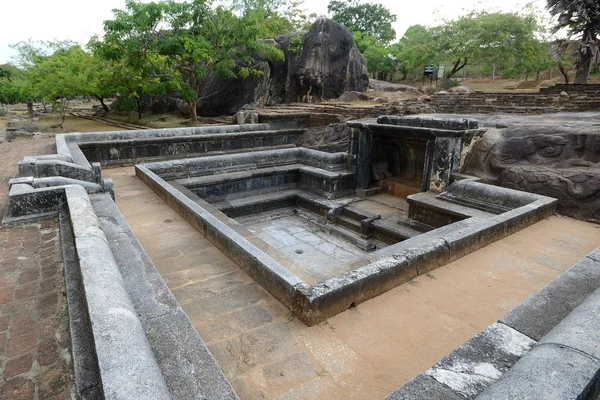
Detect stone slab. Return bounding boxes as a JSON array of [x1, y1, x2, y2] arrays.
[[501, 251, 600, 341], [384, 374, 464, 400], [475, 344, 600, 400]]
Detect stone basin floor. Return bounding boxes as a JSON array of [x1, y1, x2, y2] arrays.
[[106, 166, 600, 400], [238, 193, 409, 284]]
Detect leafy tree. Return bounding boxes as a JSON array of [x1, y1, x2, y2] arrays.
[[328, 0, 396, 44], [353, 31, 393, 79], [94, 0, 281, 124], [11, 41, 92, 126], [230, 0, 316, 37], [546, 0, 600, 83], [393, 25, 436, 79], [0, 64, 27, 104]]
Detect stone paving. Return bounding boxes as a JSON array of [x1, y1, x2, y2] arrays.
[[0, 137, 73, 400], [106, 166, 600, 400]]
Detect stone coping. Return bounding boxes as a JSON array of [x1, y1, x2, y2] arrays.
[[8, 183, 239, 399], [386, 246, 600, 400], [137, 155, 557, 326]]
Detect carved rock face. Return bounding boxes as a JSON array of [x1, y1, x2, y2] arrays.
[[464, 123, 600, 222]]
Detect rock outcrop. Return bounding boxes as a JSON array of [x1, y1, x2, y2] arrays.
[[195, 17, 369, 116], [117, 18, 369, 117], [463, 117, 600, 222], [292, 17, 369, 102]]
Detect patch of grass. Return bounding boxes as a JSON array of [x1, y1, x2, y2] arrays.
[[426, 273, 436, 280]]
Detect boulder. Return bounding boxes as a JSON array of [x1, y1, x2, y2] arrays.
[[463, 122, 600, 222], [448, 85, 471, 93], [294, 18, 369, 102], [337, 91, 371, 102], [369, 80, 421, 93], [296, 123, 350, 153]]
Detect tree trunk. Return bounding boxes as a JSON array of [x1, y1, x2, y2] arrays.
[[26, 100, 34, 123], [492, 64, 496, 81], [446, 58, 467, 79], [95, 95, 109, 113], [556, 64, 569, 84], [575, 48, 593, 84], [189, 100, 199, 126], [135, 98, 142, 120]]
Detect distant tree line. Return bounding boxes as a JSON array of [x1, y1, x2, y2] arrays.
[[328, 0, 599, 84], [0, 0, 598, 117]]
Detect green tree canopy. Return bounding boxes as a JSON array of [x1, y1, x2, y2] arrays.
[[328, 0, 396, 44], [93, 0, 282, 124], [546, 0, 600, 83], [229, 0, 315, 37], [10, 41, 93, 125]]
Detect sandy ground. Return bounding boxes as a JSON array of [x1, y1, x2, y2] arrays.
[[105, 166, 600, 400]]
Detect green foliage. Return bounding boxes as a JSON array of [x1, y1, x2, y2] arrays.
[[93, 0, 283, 123], [289, 33, 305, 55], [392, 11, 551, 80], [230, 0, 316, 38], [392, 25, 436, 78], [10, 41, 94, 123], [328, 0, 396, 44], [0, 64, 27, 104], [353, 31, 393, 78]]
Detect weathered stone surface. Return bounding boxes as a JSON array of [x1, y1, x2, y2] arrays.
[[424, 322, 535, 398], [384, 374, 463, 400], [475, 344, 600, 400], [293, 18, 369, 102], [295, 123, 350, 153], [501, 252, 600, 341], [368, 79, 421, 93], [464, 120, 600, 222]]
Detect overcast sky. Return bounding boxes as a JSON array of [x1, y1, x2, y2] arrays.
[[0, 0, 549, 64]]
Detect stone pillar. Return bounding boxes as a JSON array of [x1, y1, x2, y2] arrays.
[[354, 127, 372, 190], [428, 136, 462, 192]]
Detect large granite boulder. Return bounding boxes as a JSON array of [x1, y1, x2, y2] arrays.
[[293, 17, 369, 102], [464, 121, 600, 222], [195, 18, 368, 116]]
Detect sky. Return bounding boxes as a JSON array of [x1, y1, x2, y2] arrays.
[[0, 0, 549, 64]]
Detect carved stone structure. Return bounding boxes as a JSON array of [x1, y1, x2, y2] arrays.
[[348, 116, 486, 196], [464, 121, 600, 222]]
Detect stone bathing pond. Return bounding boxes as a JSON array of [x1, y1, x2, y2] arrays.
[[3, 115, 600, 399]]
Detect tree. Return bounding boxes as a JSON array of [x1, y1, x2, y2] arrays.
[[546, 0, 600, 83], [94, 0, 281, 124], [11, 41, 93, 126], [393, 25, 436, 79], [328, 0, 396, 44], [230, 0, 316, 37], [353, 31, 393, 79], [0, 64, 27, 104]]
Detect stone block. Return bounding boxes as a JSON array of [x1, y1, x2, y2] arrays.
[[384, 374, 463, 400], [501, 254, 600, 341], [425, 322, 535, 398], [476, 344, 600, 400]]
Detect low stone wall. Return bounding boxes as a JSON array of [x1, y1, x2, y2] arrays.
[[430, 91, 600, 114], [138, 157, 557, 326]]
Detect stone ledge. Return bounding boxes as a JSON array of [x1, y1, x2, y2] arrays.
[[385, 245, 600, 400]]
